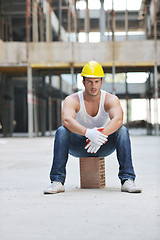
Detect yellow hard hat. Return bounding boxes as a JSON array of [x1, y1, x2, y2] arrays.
[[81, 60, 105, 78]]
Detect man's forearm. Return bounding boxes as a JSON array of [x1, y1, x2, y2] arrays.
[[103, 117, 123, 136], [63, 118, 86, 136]]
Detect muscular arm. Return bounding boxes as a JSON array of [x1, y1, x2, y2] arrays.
[[62, 95, 86, 136], [103, 94, 123, 136]]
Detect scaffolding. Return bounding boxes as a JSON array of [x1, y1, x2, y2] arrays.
[[0, 0, 159, 137]]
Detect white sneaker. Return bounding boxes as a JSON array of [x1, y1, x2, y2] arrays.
[[44, 181, 65, 194], [121, 179, 142, 193]]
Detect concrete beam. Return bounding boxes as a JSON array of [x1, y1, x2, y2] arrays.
[[0, 41, 27, 63], [0, 40, 160, 68], [28, 42, 72, 64]]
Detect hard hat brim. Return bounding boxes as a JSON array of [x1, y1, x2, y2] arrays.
[[81, 74, 104, 78]]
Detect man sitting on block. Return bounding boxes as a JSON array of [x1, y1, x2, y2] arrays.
[[44, 60, 142, 194]]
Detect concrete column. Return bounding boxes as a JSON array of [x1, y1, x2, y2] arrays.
[[144, 6, 148, 39], [0, 17, 4, 40], [125, 0, 128, 40], [71, 65, 75, 93], [154, 0, 159, 136], [39, 1, 44, 41], [52, 98, 57, 130], [58, 0, 62, 41], [8, 3, 13, 42], [85, 0, 89, 42], [146, 98, 152, 135], [68, 1, 71, 42], [46, 0, 52, 42], [100, 0, 106, 41], [26, 0, 31, 42], [39, 77, 46, 136], [57, 99, 61, 128], [48, 75, 52, 135], [74, 0, 78, 42], [112, 0, 115, 42], [2, 76, 14, 137], [33, 77, 38, 136], [125, 73, 129, 128], [5, 22, 9, 41], [154, 64, 159, 135], [112, 0, 116, 94], [112, 64, 116, 94], [32, 0, 39, 42], [27, 65, 33, 138], [107, 10, 110, 41]]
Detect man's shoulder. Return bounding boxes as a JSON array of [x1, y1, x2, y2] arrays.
[[64, 92, 80, 108], [104, 92, 120, 109], [105, 91, 118, 101], [63, 92, 80, 112], [66, 92, 79, 102]]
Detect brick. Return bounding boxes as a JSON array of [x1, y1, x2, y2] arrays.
[[79, 157, 106, 189]]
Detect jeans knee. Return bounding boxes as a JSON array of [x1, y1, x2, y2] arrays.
[[116, 126, 129, 137], [55, 126, 70, 140]]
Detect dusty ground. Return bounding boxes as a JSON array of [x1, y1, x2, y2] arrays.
[[0, 135, 160, 240]]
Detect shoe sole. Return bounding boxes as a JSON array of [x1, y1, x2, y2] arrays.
[[121, 189, 142, 193], [44, 189, 65, 194]]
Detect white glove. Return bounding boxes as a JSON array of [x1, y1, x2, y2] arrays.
[[85, 138, 108, 153], [85, 140, 101, 153], [84, 127, 108, 145]]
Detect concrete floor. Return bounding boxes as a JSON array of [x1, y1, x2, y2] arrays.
[[0, 135, 160, 240]]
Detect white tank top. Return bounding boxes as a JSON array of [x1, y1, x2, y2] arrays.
[[76, 90, 110, 128]]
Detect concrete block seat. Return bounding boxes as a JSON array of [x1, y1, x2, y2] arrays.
[[79, 157, 105, 188]]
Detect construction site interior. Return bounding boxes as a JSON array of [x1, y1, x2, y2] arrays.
[[0, 0, 159, 137]]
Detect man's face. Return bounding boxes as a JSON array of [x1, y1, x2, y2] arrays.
[[83, 77, 103, 96]]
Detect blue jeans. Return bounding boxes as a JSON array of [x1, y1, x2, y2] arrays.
[[50, 126, 136, 184]]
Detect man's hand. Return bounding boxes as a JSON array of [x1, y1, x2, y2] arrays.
[[84, 127, 108, 145], [85, 140, 101, 153], [85, 137, 108, 153]]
